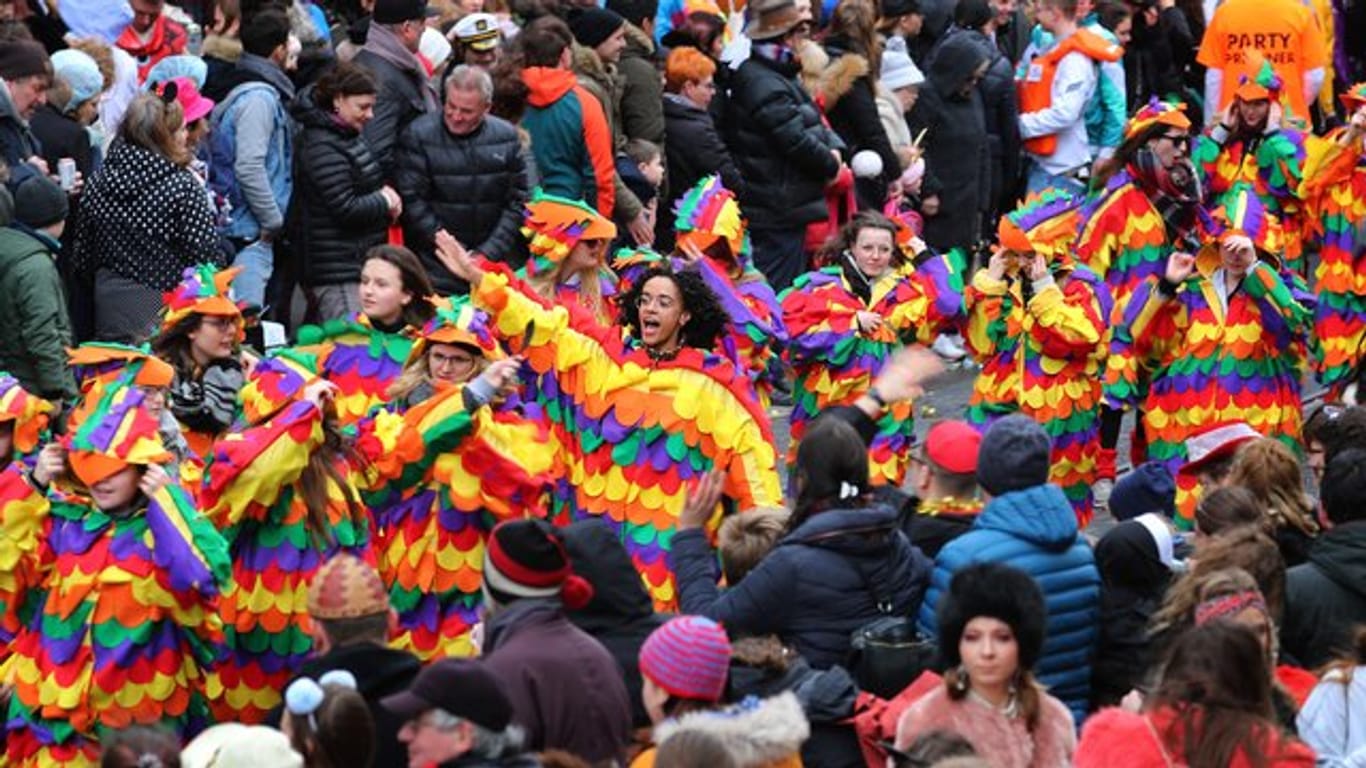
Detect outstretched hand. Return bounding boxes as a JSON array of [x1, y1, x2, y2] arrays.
[[435, 230, 484, 283], [677, 469, 726, 531], [872, 345, 946, 403]]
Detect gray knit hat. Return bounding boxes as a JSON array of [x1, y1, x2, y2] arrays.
[[976, 414, 1051, 496]]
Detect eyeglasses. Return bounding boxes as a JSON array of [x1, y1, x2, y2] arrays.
[[1159, 133, 1190, 149], [201, 315, 239, 331]]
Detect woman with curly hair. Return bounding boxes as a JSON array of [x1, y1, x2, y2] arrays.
[[434, 231, 783, 611]]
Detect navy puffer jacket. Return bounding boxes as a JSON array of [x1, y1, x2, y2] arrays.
[[672, 504, 932, 669], [917, 483, 1100, 723]]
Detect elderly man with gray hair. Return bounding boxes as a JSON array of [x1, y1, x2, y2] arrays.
[[395, 64, 529, 294], [381, 658, 539, 768]]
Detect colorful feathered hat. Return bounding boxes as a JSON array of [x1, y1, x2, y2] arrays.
[[0, 373, 53, 456], [237, 349, 321, 427], [67, 342, 176, 434], [69, 342, 176, 392], [410, 295, 504, 365], [611, 245, 668, 271], [674, 175, 747, 257], [1124, 97, 1191, 141], [1204, 185, 1283, 258], [1341, 81, 1366, 110], [521, 190, 618, 278], [161, 263, 246, 337], [997, 188, 1082, 265], [65, 386, 171, 487], [1233, 50, 1282, 103]]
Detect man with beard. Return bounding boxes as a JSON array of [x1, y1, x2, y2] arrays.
[[1074, 98, 1202, 506]]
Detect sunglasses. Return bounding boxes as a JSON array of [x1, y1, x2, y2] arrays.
[[1159, 133, 1190, 149]]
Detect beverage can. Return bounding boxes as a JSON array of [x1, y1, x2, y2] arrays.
[[58, 158, 76, 192]]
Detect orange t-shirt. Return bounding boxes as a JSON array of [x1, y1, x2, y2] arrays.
[[1197, 0, 1329, 121]]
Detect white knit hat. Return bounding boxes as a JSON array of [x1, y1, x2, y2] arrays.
[[182, 724, 303, 768], [880, 37, 924, 91]]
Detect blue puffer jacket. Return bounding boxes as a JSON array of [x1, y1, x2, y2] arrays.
[[917, 483, 1100, 723], [673, 505, 932, 670]]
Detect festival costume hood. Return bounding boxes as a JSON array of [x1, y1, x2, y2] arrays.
[[66, 386, 173, 487], [997, 189, 1084, 270], [674, 175, 747, 258], [1233, 52, 1283, 103], [1196, 185, 1283, 273], [237, 349, 321, 427], [522, 190, 618, 278], [0, 373, 53, 456], [161, 263, 246, 338], [409, 295, 504, 367]]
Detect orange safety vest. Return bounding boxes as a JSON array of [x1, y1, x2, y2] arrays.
[[1017, 28, 1123, 157]]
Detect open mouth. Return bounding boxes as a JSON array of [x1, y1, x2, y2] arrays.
[[641, 318, 661, 334]]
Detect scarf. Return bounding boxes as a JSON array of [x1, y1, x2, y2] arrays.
[[362, 23, 439, 111], [1132, 151, 1201, 249]]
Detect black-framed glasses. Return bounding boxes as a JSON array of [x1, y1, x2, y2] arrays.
[[1159, 133, 1190, 150]]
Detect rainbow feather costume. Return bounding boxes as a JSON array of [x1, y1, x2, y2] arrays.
[[0, 372, 54, 470], [1301, 88, 1366, 394], [1, 388, 230, 768], [1076, 99, 1195, 412], [471, 267, 783, 611], [614, 247, 787, 401], [362, 298, 556, 661], [1123, 189, 1312, 527], [520, 189, 621, 326], [201, 352, 378, 723], [1192, 95, 1308, 272], [0, 375, 54, 647], [964, 191, 1114, 525], [781, 250, 963, 488], [157, 264, 247, 457], [295, 313, 416, 426]]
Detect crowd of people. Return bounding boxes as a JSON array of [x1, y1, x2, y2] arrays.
[[0, 0, 1365, 764]]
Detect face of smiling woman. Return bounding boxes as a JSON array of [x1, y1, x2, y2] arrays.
[[635, 276, 691, 353]]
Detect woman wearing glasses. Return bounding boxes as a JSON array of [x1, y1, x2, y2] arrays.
[[1074, 98, 1201, 506], [1122, 186, 1313, 527], [149, 263, 252, 461], [433, 229, 783, 611]]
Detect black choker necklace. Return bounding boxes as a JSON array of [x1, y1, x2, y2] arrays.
[[646, 345, 680, 362]]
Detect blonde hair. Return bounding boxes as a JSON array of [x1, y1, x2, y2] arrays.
[[718, 507, 790, 584], [1152, 526, 1286, 637], [1225, 438, 1318, 537], [528, 260, 611, 325], [387, 343, 490, 404]]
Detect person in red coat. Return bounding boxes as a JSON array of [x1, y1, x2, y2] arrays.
[[1077, 621, 1315, 768]]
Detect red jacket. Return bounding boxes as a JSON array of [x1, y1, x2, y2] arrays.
[[116, 15, 188, 83], [1076, 706, 1316, 768]]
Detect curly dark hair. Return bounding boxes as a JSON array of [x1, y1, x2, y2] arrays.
[[618, 264, 726, 351]]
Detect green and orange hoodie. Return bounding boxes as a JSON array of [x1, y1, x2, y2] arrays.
[[521, 66, 617, 217]]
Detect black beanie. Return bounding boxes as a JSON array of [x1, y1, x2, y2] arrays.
[[568, 7, 627, 48], [0, 41, 51, 82], [373, 0, 428, 24], [976, 414, 1051, 496], [937, 562, 1047, 670], [14, 176, 68, 229]]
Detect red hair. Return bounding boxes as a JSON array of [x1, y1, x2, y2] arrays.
[[665, 47, 717, 93]]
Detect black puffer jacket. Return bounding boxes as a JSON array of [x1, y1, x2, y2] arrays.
[[289, 85, 391, 287], [723, 47, 843, 229], [907, 34, 989, 253], [813, 39, 899, 209], [673, 504, 932, 669], [395, 112, 529, 294], [663, 95, 746, 200], [1282, 521, 1366, 669]]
